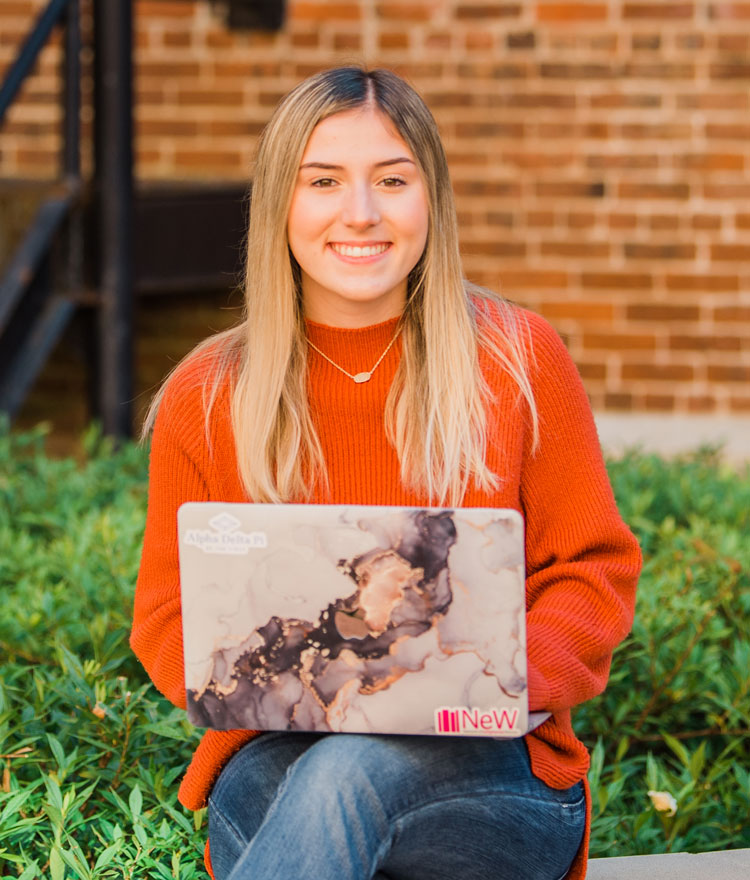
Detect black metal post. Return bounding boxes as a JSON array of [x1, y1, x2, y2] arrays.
[[62, 0, 80, 181], [93, 0, 133, 439]]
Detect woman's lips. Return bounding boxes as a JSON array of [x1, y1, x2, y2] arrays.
[[328, 242, 392, 261]]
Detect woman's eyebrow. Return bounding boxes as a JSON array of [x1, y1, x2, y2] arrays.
[[299, 157, 416, 171]]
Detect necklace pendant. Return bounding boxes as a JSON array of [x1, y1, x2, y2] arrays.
[[353, 372, 371, 384]]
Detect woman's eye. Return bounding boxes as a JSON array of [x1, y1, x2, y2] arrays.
[[381, 176, 406, 187], [312, 178, 337, 187]]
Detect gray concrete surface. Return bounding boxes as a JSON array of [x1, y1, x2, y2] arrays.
[[595, 413, 750, 463], [587, 848, 750, 880]]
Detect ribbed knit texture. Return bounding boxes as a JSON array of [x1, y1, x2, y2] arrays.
[[131, 308, 642, 880]]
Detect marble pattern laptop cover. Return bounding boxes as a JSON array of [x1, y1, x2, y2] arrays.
[[177, 503, 528, 737]]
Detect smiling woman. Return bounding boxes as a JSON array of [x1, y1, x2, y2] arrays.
[[287, 107, 429, 327], [131, 67, 642, 880]]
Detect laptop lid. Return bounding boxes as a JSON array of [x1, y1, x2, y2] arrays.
[[178, 503, 542, 737]]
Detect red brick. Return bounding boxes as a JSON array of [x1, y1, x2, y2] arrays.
[[687, 396, 717, 413], [456, 4, 522, 19], [541, 241, 610, 258], [678, 93, 749, 110], [710, 4, 750, 19], [177, 89, 244, 106], [620, 123, 691, 139], [707, 365, 750, 382], [665, 274, 739, 292], [582, 272, 652, 290], [729, 396, 750, 411], [710, 63, 750, 78], [462, 241, 527, 257], [676, 33, 704, 49], [624, 243, 696, 260], [590, 93, 661, 109], [566, 212, 596, 229], [163, 31, 192, 48], [644, 394, 676, 411], [486, 211, 514, 227], [584, 333, 656, 350], [527, 211, 557, 227], [379, 32, 409, 49], [715, 33, 750, 50], [626, 304, 700, 321], [604, 393, 634, 410], [456, 122, 524, 138], [536, 181, 605, 198], [623, 4, 694, 19], [711, 244, 750, 261], [501, 271, 568, 289], [623, 62, 695, 79], [135, 1, 196, 17], [649, 214, 680, 231], [632, 34, 661, 50], [541, 63, 616, 78], [677, 153, 744, 171], [619, 182, 690, 200], [586, 154, 659, 170], [691, 214, 722, 230], [707, 122, 750, 140], [622, 363, 694, 381], [293, 3, 361, 20], [173, 150, 244, 169], [507, 93, 577, 109], [608, 213, 638, 229], [536, 3, 608, 21], [139, 62, 202, 78], [292, 31, 321, 47], [208, 120, 265, 137], [454, 181, 521, 197], [670, 335, 742, 352], [714, 306, 750, 321], [540, 302, 615, 321], [466, 32, 495, 50], [577, 362, 607, 380], [376, 3, 434, 20], [704, 183, 750, 198]]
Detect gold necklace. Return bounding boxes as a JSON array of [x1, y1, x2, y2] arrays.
[[306, 324, 402, 384]]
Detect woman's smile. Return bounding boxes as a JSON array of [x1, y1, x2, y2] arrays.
[[287, 106, 429, 328]]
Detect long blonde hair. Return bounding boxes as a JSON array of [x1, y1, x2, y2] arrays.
[[143, 67, 538, 504]]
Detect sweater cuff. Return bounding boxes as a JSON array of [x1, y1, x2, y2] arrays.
[[527, 661, 551, 712]]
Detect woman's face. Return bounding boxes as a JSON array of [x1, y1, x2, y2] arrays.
[[287, 106, 430, 328]]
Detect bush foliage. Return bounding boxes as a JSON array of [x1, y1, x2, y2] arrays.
[[1, 423, 749, 876]]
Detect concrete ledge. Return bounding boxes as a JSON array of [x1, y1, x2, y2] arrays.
[[594, 413, 750, 463], [587, 848, 750, 880]]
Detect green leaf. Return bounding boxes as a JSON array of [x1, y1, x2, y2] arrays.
[[49, 846, 66, 880], [128, 784, 143, 822], [663, 733, 690, 769]]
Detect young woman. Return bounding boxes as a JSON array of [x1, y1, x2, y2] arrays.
[[131, 67, 641, 880]]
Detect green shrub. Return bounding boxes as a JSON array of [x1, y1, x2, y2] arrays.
[[1, 424, 748, 875]]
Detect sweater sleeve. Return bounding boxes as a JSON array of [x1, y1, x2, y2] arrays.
[[130, 375, 210, 709], [519, 314, 642, 714]]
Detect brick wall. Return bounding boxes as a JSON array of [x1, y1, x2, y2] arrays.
[[2, 0, 750, 420]]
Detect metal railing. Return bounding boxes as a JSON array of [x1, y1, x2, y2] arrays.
[[0, 0, 133, 437], [0, 0, 81, 419]]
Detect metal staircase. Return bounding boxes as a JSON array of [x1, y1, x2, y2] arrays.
[[0, 0, 134, 437]]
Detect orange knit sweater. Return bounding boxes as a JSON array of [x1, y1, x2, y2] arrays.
[[131, 308, 641, 880]]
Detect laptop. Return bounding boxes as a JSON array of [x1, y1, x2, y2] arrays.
[[177, 503, 547, 737]]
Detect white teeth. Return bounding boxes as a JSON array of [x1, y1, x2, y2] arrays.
[[331, 243, 389, 257]]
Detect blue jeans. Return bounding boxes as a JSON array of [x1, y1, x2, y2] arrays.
[[208, 732, 585, 880]]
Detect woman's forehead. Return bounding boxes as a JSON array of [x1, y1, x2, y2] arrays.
[[299, 106, 415, 167]]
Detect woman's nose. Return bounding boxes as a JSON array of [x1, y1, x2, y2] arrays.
[[341, 183, 380, 228]]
